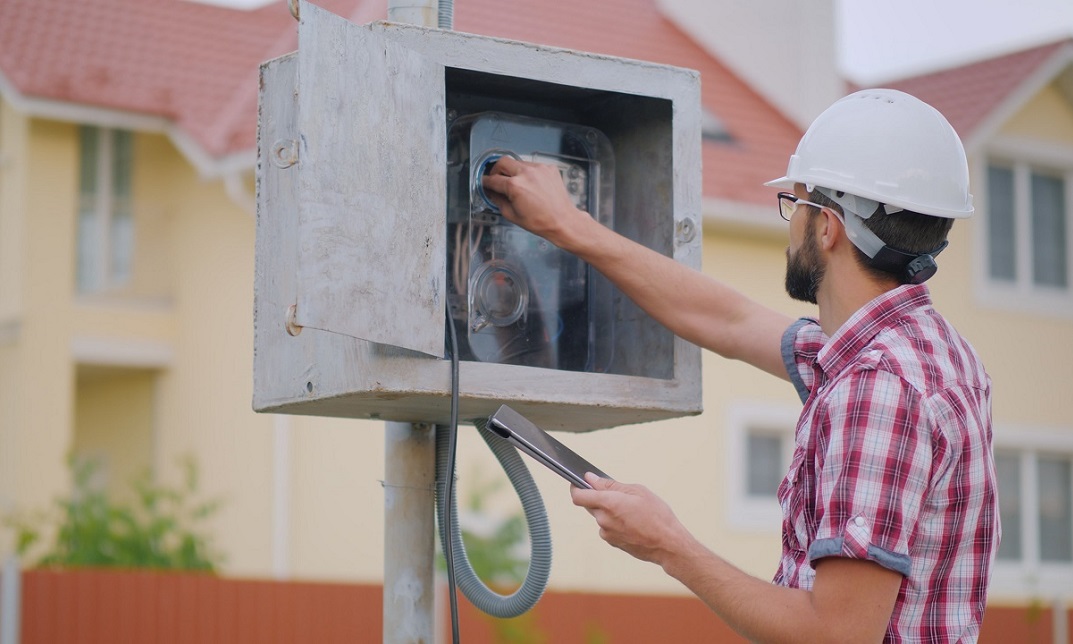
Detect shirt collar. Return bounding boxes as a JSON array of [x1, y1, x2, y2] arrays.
[[816, 284, 933, 377]]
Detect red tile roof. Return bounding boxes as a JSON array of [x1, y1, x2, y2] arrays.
[[881, 39, 1073, 148], [0, 0, 363, 158], [0, 0, 800, 204]]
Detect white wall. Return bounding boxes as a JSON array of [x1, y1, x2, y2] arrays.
[[657, 0, 842, 129]]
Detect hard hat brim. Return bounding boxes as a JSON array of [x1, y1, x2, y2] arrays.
[[764, 176, 795, 190]]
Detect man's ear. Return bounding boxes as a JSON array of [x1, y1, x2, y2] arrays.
[[817, 208, 842, 251]]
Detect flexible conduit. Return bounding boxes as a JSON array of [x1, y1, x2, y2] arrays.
[[435, 419, 552, 618]]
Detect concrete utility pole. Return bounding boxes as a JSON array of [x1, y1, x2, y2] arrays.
[[380, 6, 441, 643], [384, 422, 436, 644], [387, 0, 440, 27]]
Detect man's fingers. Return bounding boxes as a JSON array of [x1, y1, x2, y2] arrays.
[[571, 483, 608, 514], [480, 172, 509, 196], [586, 472, 616, 490], [489, 155, 523, 176]]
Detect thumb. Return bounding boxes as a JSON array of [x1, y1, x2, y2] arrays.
[[584, 472, 618, 490]]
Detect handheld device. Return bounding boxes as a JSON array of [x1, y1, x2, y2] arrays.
[[486, 404, 610, 489]]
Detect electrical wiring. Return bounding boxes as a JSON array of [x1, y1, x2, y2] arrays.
[[443, 309, 462, 644], [437, 314, 553, 637]]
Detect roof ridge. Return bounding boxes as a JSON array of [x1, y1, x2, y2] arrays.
[[882, 37, 1073, 142], [881, 36, 1073, 85]]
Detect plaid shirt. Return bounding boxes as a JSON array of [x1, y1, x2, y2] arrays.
[[777, 284, 998, 643]]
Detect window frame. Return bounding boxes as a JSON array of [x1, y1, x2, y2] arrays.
[[77, 125, 134, 295], [990, 424, 1073, 598], [725, 403, 798, 532], [976, 137, 1073, 317]]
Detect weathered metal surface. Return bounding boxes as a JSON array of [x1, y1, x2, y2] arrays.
[[294, 4, 447, 357], [253, 9, 705, 433]]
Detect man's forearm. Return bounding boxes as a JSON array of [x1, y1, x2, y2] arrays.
[[659, 538, 896, 644], [561, 214, 792, 377], [660, 539, 820, 643]]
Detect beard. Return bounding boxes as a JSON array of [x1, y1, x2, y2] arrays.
[[784, 225, 825, 304]]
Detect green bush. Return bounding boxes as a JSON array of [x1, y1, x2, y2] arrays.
[[5, 455, 224, 571]]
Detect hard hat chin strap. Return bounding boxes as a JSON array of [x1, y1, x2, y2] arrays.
[[871, 240, 949, 284], [814, 186, 946, 284]]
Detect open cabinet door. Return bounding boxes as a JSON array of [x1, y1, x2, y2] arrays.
[[293, 4, 447, 357]]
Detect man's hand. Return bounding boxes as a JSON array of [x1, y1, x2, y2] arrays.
[[570, 473, 901, 643], [569, 472, 694, 567], [480, 156, 594, 251]]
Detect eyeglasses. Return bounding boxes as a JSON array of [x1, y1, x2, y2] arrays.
[[777, 192, 828, 221]]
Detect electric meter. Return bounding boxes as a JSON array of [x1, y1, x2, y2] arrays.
[[445, 113, 615, 372]]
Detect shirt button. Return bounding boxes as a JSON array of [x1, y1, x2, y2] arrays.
[[854, 517, 866, 527]]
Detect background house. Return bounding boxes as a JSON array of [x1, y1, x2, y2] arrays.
[[0, 0, 1070, 637]]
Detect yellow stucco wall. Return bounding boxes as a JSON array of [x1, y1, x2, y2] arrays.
[[0, 99, 24, 324], [9, 118, 79, 524], [0, 100, 25, 529], [72, 367, 157, 499], [1002, 81, 1073, 144]]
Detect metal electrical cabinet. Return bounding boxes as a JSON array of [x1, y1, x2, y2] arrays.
[[253, 3, 704, 432]]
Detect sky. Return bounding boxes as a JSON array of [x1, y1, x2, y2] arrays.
[[838, 0, 1073, 83]]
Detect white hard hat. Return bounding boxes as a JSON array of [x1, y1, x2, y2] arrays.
[[766, 89, 973, 219]]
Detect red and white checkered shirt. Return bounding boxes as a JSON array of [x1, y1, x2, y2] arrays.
[[777, 284, 999, 643]]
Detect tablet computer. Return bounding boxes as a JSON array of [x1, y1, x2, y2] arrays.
[[487, 404, 610, 489]]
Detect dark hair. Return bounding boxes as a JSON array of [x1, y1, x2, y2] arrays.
[[809, 188, 954, 285]]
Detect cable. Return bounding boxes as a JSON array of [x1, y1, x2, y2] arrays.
[[443, 310, 462, 644], [438, 252, 553, 628]]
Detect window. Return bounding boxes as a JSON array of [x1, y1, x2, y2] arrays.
[[993, 443, 1073, 595], [996, 450, 1073, 564], [77, 126, 134, 294], [985, 160, 1071, 302], [746, 431, 787, 497], [726, 404, 797, 531]]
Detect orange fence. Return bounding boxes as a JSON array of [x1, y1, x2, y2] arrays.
[[8, 568, 1072, 643], [19, 569, 379, 644]]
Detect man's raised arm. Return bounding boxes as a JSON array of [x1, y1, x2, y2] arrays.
[[482, 156, 792, 380]]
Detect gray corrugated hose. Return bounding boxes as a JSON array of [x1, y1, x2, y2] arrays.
[[435, 418, 552, 618]]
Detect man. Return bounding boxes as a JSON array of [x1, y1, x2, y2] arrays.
[[482, 89, 999, 642]]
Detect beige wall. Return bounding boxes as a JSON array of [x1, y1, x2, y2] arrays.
[[0, 99, 25, 324], [1003, 82, 1073, 144], [72, 367, 157, 499], [12, 119, 79, 520], [0, 100, 24, 528]]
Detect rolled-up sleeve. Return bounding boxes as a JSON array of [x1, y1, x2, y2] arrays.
[[782, 317, 825, 404]]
